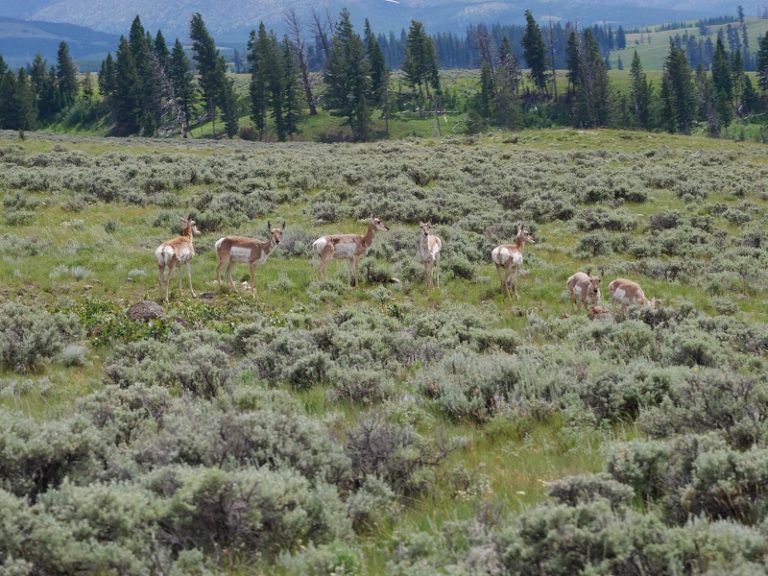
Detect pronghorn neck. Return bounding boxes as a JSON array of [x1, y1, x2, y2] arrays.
[[362, 223, 378, 248], [182, 224, 194, 245]]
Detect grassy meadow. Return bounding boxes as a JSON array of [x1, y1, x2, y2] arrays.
[[1, 127, 768, 574]]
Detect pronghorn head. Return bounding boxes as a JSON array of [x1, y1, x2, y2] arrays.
[[182, 216, 201, 237], [516, 224, 535, 245], [419, 221, 432, 237], [372, 216, 389, 231], [267, 221, 285, 245], [586, 267, 601, 299]]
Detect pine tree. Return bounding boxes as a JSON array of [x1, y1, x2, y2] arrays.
[[364, 19, 388, 108], [190, 12, 234, 137], [323, 8, 371, 140], [660, 42, 696, 134], [220, 77, 239, 138], [565, 31, 580, 95], [522, 10, 548, 95], [247, 25, 269, 136], [0, 71, 18, 129], [16, 68, 38, 130], [497, 36, 521, 93], [56, 41, 78, 111], [616, 26, 627, 50], [154, 30, 170, 71], [30, 54, 56, 123], [629, 51, 653, 129], [403, 20, 440, 104], [169, 39, 197, 136], [113, 36, 142, 134], [757, 31, 768, 91], [711, 37, 732, 129], [571, 29, 609, 127], [477, 62, 493, 118], [98, 53, 117, 101], [282, 35, 303, 139]]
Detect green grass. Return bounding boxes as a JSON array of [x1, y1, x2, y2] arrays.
[[2, 127, 768, 573]]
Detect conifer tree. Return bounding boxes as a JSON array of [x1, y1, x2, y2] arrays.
[[190, 12, 235, 137], [0, 71, 18, 129], [16, 68, 38, 130], [282, 35, 302, 139], [629, 51, 653, 129], [756, 31, 768, 91], [660, 42, 696, 134], [492, 35, 522, 130], [113, 36, 142, 134], [323, 8, 371, 140], [403, 20, 440, 103], [364, 19, 388, 108], [169, 39, 197, 136], [247, 25, 269, 136], [56, 41, 78, 111], [30, 54, 56, 123], [711, 37, 732, 129], [571, 29, 609, 127], [285, 8, 317, 115], [154, 30, 170, 71], [522, 10, 548, 95]]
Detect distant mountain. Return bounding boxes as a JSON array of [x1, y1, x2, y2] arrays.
[[0, 0, 740, 44], [0, 17, 118, 70]]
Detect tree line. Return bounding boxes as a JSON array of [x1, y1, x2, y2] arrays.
[[3, 9, 768, 140]]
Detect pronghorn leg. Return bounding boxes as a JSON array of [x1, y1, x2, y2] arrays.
[[248, 263, 256, 297], [186, 261, 196, 298], [495, 264, 506, 293], [352, 257, 361, 287], [215, 257, 225, 289], [226, 261, 237, 292], [317, 247, 334, 280], [425, 261, 433, 289], [435, 260, 440, 289]]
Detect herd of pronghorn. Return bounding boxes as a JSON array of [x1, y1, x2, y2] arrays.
[[155, 215, 658, 313]]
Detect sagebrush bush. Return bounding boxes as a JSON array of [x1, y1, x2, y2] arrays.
[[0, 303, 82, 373]]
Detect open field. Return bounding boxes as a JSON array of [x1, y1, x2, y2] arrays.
[[1, 128, 768, 574]]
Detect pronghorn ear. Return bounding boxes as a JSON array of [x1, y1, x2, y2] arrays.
[[281, 221, 286, 230], [267, 221, 271, 231], [586, 267, 592, 276]]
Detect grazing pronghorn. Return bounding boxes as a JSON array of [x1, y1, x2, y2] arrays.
[[155, 216, 200, 303], [418, 221, 442, 289], [608, 278, 659, 309], [215, 221, 284, 295], [312, 216, 389, 286], [491, 225, 535, 299], [566, 269, 602, 311]]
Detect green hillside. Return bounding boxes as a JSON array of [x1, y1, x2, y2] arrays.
[[610, 16, 768, 69]]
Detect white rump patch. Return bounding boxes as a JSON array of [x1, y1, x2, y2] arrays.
[[613, 288, 627, 303], [573, 285, 583, 295], [313, 237, 328, 255]]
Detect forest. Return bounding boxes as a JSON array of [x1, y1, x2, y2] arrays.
[[0, 127, 767, 574], [2, 8, 768, 142]]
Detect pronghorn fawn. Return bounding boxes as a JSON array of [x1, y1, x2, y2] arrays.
[[418, 221, 442, 289], [491, 225, 535, 300], [312, 216, 389, 286], [566, 269, 602, 311], [215, 221, 284, 296], [155, 216, 200, 304], [608, 278, 659, 310]]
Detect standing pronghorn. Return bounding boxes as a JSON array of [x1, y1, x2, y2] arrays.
[[608, 278, 659, 309], [566, 269, 602, 311], [312, 216, 389, 286], [155, 216, 200, 303], [491, 225, 535, 300], [418, 221, 442, 289], [215, 221, 285, 295]]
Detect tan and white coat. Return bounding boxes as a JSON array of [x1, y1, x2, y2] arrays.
[[312, 216, 389, 286], [418, 221, 442, 289], [566, 271, 602, 311], [215, 221, 284, 295], [155, 216, 200, 303], [491, 225, 535, 299]]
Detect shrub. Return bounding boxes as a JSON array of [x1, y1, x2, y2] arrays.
[[345, 415, 452, 496], [0, 303, 82, 373], [156, 466, 350, 559], [546, 473, 634, 510], [327, 366, 396, 405], [279, 541, 363, 576]]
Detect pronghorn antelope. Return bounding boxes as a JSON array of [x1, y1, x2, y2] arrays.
[[312, 216, 389, 286], [608, 278, 659, 309], [418, 221, 442, 289], [155, 216, 200, 303], [491, 225, 535, 299], [215, 221, 285, 295], [566, 269, 602, 311]]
